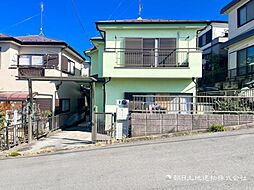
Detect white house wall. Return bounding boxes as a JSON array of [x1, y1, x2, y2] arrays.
[[0, 42, 84, 114], [228, 0, 254, 39]]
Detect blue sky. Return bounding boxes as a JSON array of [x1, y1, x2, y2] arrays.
[[0, 0, 231, 54]]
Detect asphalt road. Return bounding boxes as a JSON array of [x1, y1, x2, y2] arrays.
[[1, 129, 254, 190]]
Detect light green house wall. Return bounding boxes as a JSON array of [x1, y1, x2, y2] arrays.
[[100, 25, 204, 78], [105, 78, 195, 113], [86, 22, 206, 114]]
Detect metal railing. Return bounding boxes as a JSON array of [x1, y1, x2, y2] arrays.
[[0, 115, 61, 150], [106, 48, 200, 68], [131, 94, 254, 114], [198, 89, 254, 97], [228, 65, 254, 79], [93, 112, 115, 142]]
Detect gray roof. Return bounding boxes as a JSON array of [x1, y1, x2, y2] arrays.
[[221, 28, 254, 48], [96, 19, 211, 25], [0, 33, 10, 37], [0, 34, 85, 60], [221, 0, 242, 14], [15, 35, 64, 43]]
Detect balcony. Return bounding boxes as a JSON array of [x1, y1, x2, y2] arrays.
[[228, 65, 254, 79], [114, 48, 194, 68], [103, 48, 202, 78], [18, 67, 45, 77]]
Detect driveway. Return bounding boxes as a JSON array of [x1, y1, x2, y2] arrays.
[[1, 128, 254, 189], [17, 125, 92, 154]]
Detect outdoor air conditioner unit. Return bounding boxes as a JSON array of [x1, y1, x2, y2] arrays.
[[116, 99, 129, 108]]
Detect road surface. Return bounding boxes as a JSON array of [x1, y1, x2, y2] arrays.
[[1, 128, 254, 190]]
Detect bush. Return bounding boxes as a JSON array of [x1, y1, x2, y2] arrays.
[[210, 124, 225, 132], [9, 152, 21, 157], [0, 110, 6, 130], [41, 110, 52, 118]]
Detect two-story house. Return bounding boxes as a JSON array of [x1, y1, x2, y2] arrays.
[[85, 19, 207, 113], [221, 0, 254, 89], [0, 34, 87, 119], [198, 21, 229, 87]]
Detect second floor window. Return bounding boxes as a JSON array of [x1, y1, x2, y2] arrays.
[[198, 29, 212, 47], [238, 0, 254, 27], [61, 55, 75, 75], [18, 54, 59, 68], [19, 55, 44, 66], [68, 60, 75, 74], [124, 38, 177, 67]]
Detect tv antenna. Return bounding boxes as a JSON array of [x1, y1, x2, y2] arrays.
[[39, 2, 44, 36], [137, 0, 143, 20]]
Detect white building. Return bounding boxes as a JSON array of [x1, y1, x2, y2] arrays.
[[198, 21, 229, 87], [221, 0, 254, 89], [0, 34, 88, 119]]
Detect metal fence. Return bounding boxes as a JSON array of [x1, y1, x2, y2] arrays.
[[0, 116, 61, 150], [131, 94, 254, 114], [92, 112, 115, 142]]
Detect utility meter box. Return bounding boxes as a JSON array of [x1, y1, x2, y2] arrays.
[[116, 99, 129, 140]]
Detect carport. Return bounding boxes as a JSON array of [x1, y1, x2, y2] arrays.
[[17, 76, 98, 143]]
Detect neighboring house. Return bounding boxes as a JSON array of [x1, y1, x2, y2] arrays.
[[198, 21, 229, 87], [85, 19, 207, 113], [82, 60, 90, 77], [221, 0, 254, 90], [0, 34, 87, 117]]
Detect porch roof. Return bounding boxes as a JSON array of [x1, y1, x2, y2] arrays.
[[17, 76, 101, 83], [0, 91, 38, 101]]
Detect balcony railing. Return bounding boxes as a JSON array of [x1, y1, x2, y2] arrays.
[[18, 68, 45, 77], [106, 48, 199, 68], [228, 65, 254, 79]]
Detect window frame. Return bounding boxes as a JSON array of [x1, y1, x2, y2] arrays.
[[237, 45, 254, 76], [237, 1, 254, 28], [18, 54, 45, 67], [67, 60, 75, 75]]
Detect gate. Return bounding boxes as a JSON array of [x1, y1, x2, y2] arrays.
[[92, 112, 115, 142]]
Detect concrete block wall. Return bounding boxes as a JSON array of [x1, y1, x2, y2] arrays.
[[131, 113, 254, 137]]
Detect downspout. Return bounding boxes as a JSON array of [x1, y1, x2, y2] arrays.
[[103, 77, 111, 112], [55, 81, 63, 115]]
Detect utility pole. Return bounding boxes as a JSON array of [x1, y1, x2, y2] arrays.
[[91, 82, 97, 142], [28, 79, 33, 143]]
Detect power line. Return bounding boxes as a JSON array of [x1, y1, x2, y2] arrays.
[[70, 0, 90, 37], [116, 0, 137, 19], [0, 13, 40, 32], [108, 0, 126, 20]]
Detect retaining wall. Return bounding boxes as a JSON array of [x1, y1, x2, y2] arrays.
[[131, 113, 254, 137]]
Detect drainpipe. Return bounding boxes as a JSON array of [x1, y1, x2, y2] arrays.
[[55, 81, 63, 115], [103, 77, 111, 112], [192, 77, 198, 114]]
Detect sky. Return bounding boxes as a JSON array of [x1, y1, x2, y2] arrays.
[[0, 0, 231, 55]]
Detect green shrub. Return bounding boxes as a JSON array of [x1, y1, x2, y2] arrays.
[[9, 152, 21, 157], [41, 110, 52, 118], [0, 110, 6, 130], [210, 124, 225, 132]]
